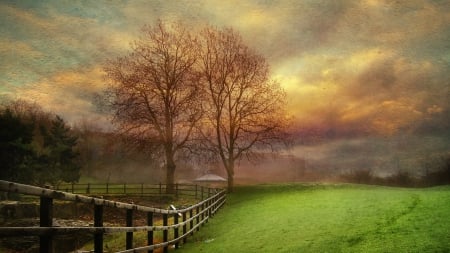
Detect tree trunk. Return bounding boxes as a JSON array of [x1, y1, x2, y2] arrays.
[[226, 162, 235, 193], [227, 172, 234, 193], [165, 152, 176, 194]]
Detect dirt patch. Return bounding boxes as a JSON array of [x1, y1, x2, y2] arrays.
[[0, 196, 174, 252]]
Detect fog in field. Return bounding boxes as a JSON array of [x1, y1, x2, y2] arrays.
[[233, 133, 449, 184], [1, 1, 449, 185], [78, 130, 449, 185]]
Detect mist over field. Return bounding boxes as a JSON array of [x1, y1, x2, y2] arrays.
[[1, 1, 449, 186], [231, 133, 449, 184], [291, 134, 448, 176], [1, 2, 450, 253]]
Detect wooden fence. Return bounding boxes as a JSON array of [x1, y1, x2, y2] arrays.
[[0, 180, 226, 253], [55, 182, 213, 200]]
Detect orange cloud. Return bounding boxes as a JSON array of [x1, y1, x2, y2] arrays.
[[1, 0, 448, 138], [280, 44, 448, 139], [11, 66, 107, 124]]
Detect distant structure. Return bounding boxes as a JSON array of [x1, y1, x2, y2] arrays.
[[193, 172, 227, 188]]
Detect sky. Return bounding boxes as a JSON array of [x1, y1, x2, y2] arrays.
[[0, 1, 449, 149]]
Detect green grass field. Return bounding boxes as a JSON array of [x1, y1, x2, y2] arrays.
[[178, 183, 450, 253]]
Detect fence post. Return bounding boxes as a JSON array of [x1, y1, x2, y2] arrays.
[[212, 193, 215, 215], [71, 183, 74, 193], [147, 212, 153, 253], [195, 185, 198, 199], [94, 204, 103, 253], [214, 192, 218, 215], [126, 209, 133, 249], [159, 183, 163, 205], [208, 189, 212, 218], [196, 206, 200, 231], [208, 196, 212, 218], [207, 199, 210, 220], [174, 213, 179, 249], [40, 195, 53, 253], [201, 186, 204, 200], [201, 202, 205, 225], [216, 192, 219, 211], [190, 209, 194, 235], [182, 211, 187, 244], [163, 213, 168, 253]]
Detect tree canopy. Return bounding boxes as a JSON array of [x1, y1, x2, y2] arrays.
[[40, 115, 80, 184], [0, 109, 35, 183], [197, 27, 289, 191], [104, 20, 203, 193], [0, 101, 80, 186], [103, 21, 289, 192]]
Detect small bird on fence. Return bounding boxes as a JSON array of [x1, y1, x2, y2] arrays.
[[170, 204, 182, 217]]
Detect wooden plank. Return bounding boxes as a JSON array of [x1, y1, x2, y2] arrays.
[[182, 212, 187, 244], [40, 196, 53, 253], [163, 214, 168, 253], [174, 213, 179, 248], [94, 204, 103, 253], [126, 209, 133, 250], [147, 212, 153, 253], [0, 180, 227, 253]]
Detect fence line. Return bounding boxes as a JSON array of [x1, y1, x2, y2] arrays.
[[55, 182, 208, 199], [0, 180, 226, 253]]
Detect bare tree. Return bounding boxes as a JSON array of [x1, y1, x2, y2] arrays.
[[104, 20, 202, 193], [198, 27, 289, 192]]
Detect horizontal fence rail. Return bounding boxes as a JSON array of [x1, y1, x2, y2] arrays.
[[55, 182, 211, 200], [0, 180, 226, 253]]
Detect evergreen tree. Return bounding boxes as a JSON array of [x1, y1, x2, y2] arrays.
[[0, 109, 36, 183], [40, 116, 80, 184]]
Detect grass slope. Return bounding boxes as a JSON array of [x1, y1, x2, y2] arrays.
[[179, 184, 450, 253]]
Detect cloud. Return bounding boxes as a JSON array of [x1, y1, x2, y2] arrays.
[[0, 2, 136, 82], [0, 39, 42, 57], [283, 44, 449, 137], [0, 38, 45, 88], [9, 66, 107, 125], [0, 0, 448, 138]]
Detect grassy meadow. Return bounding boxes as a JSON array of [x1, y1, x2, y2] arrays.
[[178, 183, 450, 253]]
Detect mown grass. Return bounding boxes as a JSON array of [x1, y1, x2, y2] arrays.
[[178, 183, 450, 253]]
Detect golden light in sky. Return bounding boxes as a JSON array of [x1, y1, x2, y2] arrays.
[[0, 0, 448, 140]]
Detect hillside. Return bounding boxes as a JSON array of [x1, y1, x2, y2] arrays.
[[179, 184, 450, 252]]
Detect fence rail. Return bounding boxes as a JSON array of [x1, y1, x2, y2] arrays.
[[0, 180, 226, 253], [55, 182, 211, 200]]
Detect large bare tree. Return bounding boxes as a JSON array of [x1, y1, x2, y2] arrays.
[[104, 21, 202, 193], [198, 27, 288, 192]]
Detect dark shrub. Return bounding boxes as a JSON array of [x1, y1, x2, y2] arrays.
[[341, 169, 374, 184], [385, 171, 415, 187]]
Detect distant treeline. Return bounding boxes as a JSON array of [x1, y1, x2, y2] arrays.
[[341, 155, 450, 187], [0, 99, 80, 185], [0, 99, 172, 186]]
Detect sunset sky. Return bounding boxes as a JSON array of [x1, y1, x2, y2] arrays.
[[1, 0, 449, 140]]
